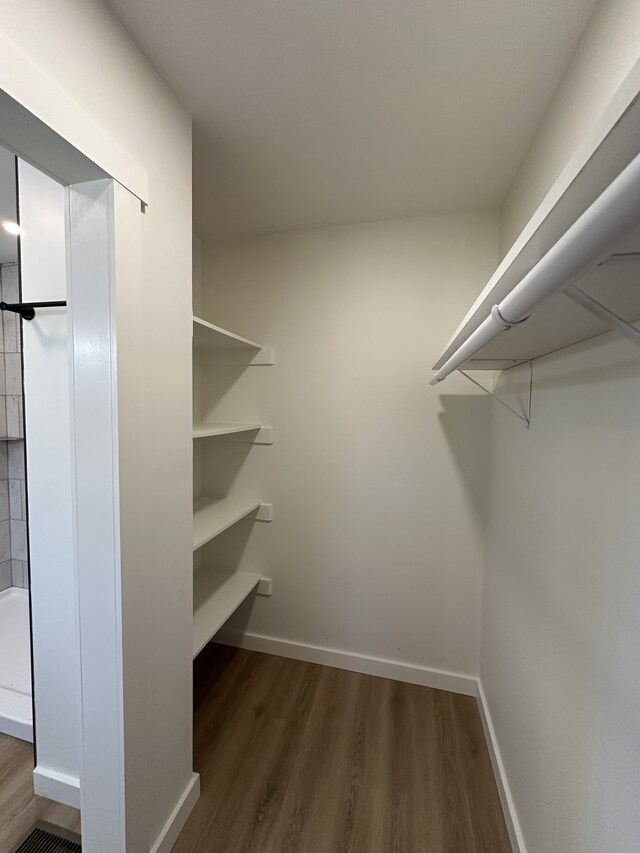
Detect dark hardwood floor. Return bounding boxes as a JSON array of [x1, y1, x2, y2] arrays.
[[174, 644, 512, 853], [0, 733, 81, 851]]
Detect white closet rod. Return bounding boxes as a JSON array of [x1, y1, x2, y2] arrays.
[[430, 150, 640, 385]]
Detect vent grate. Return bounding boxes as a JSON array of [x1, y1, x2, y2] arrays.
[[13, 824, 81, 853]]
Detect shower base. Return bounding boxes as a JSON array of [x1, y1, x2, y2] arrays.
[[0, 587, 33, 742]]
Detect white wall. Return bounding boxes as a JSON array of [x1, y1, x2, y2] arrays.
[[199, 214, 498, 682], [483, 335, 640, 853], [482, 1, 640, 851], [501, 0, 640, 255], [0, 1, 194, 849]]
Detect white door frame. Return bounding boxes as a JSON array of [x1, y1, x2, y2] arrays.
[[0, 83, 147, 850]]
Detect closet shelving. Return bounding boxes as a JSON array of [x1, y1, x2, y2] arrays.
[[193, 423, 261, 438], [192, 312, 273, 657], [431, 81, 640, 390], [193, 315, 274, 364], [193, 495, 263, 551], [193, 315, 263, 350], [193, 422, 274, 443], [193, 570, 262, 658]]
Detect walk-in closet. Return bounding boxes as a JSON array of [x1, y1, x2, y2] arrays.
[[1, 1, 640, 852]]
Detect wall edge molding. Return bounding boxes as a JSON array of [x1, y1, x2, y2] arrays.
[[33, 765, 80, 810], [150, 772, 200, 853], [215, 629, 478, 696], [476, 679, 527, 853]]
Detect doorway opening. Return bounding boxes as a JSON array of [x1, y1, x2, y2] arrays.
[[0, 144, 30, 742]]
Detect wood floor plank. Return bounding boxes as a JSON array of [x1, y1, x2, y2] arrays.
[[0, 733, 80, 851], [175, 645, 512, 853], [450, 693, 513, 852]]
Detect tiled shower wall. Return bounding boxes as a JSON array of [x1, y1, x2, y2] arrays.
[[0, 263, 28, 591]]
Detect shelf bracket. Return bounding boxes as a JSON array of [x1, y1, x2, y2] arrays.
[[0, 300, 67, 321], [459, 360, 533, 430], [564, 285, 640, 346]]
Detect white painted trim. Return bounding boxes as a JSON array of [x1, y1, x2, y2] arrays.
[[0, 33, 148, 201], [150, 773, 200, 853], [67, 179, 127, 851], [33, 766, 81, 810], [215, 630, 478, 696], [476, 680, 526, 853]]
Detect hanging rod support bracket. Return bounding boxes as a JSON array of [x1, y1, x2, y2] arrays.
[[564, 285, 640, 347], [458, 360, 533, 430], [0, 300, 67, 321]]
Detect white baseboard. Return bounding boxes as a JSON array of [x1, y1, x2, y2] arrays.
[[151, 772, 200, 853], [476, 680, 526, 853], [33, 765, 81, 809], [215, 629, 477, 696]]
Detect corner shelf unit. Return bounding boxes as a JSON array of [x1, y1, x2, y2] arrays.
[[191, 310, 274, 656]]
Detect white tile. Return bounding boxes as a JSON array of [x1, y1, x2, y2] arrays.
[[7, 441, 24, 480], [6, 396, 23, 439], [0, 560, 10, 591], [4, 354, 22, 396], [0, 480, 9, 521], [8, 479, 23, 520], [0, 399, 6, 439], [0, 359, 5, 396], [0, 520, 11, 562], [10, 519, 27, 561]]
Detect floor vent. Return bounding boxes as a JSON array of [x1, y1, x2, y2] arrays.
[[12, 823, 81, 853]]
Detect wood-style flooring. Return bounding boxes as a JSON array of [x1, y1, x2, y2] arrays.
[[174, 644, 512, 853], [0, 733, 80, 851]]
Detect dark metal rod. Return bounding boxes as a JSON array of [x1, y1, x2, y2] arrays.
[[0, 300, 67, 321]]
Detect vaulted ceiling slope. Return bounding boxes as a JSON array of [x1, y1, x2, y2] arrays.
[[105, 0, 599, 240]]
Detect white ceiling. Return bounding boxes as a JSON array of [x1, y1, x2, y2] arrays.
[[105, 0, 599, 240], [0, 146, 18, 264]]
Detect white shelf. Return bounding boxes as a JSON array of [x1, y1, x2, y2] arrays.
[[193, 423, 274, 443], [193, 315, 263, 351], [193, 569, 261, 657], [193, 495, 262, 551], [193, 423, 262, 438], [463, 243, 640, 370], [432, 71, 640, 374]]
